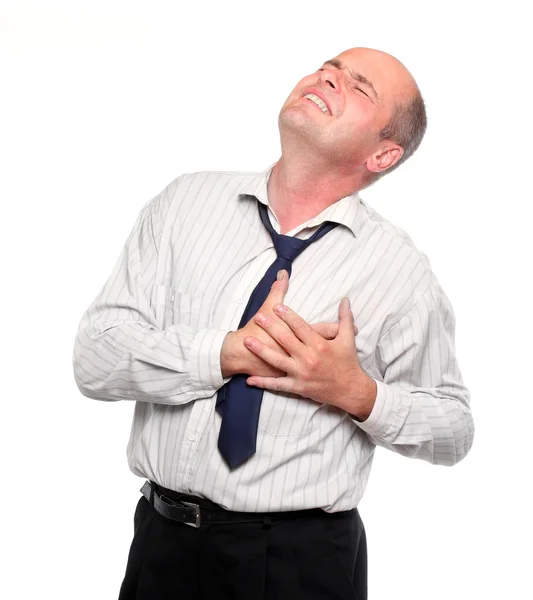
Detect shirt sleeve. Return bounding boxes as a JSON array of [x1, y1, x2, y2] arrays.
[[72, 181, 231, 405], [352, 280, 474, 466]]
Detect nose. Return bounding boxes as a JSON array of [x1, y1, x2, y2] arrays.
[[319, 67, 341, 92]]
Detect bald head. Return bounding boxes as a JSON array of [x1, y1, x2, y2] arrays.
[[332, 47, 420, 124]]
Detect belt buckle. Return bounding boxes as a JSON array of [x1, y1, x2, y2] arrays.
[[181, 501, 201, 528]]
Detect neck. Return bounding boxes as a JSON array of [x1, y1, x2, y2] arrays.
[[267, 155, 363, 234]]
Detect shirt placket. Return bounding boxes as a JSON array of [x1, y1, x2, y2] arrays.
[[180, 241, 275, 491]]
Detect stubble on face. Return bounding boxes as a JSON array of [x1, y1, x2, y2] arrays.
[[278, 47, 418, 166], [278, 99, 334, 149]]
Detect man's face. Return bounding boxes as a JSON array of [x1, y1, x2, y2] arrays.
[[278, 48, 414, 170]]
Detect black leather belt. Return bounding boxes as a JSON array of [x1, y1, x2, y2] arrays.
[[140, 480, 326, 529]]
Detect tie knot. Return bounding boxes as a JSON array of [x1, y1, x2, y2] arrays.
[[272, 234, 310, 263]]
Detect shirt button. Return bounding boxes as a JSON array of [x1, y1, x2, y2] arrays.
[[236, 296, 243, 304], [188, 434, 196, 442], [207, 385, 213, 391]]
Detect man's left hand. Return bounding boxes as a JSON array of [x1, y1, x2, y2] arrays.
[[243, 297, 377, 419]]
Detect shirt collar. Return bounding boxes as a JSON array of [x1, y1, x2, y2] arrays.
[[237, 162, 364, 238]]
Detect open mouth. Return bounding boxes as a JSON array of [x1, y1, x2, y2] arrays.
[[303, 93, 331, 115]]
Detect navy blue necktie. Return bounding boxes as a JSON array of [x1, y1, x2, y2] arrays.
[[215, 198, 338, 468]]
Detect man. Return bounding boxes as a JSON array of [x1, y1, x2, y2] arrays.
[[73, 46, 474, 599]]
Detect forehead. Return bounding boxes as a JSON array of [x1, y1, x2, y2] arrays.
[[331, 49, 414, 105]]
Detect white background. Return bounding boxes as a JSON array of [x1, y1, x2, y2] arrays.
[[2, 1, 531, 598]]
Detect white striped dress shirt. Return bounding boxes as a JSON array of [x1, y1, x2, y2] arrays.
[[72, 163, 474, 513]]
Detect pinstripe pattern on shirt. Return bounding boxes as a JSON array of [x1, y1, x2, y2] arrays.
[[72, 164, 474, 512]]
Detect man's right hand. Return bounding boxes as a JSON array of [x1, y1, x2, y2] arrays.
[[220, 270, 357, 378], [221, 270, 292, 378]]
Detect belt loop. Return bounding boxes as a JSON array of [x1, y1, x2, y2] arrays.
[[149, 480, 155, 508], [262, 514, 272, 529]]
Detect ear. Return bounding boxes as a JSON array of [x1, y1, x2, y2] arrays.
[[366, 143, 404, 174]]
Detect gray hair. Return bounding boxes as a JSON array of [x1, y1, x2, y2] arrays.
[[369, 88, 427, 184]]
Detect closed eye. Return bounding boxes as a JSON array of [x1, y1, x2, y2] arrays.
[[318, 68, 370, 98], [353, 85, 369, 98]]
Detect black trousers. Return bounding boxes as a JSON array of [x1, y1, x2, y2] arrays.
[[118, 487, 367, 600]]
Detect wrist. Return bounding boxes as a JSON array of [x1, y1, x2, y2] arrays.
[[349, 375, 377, 422], [220, 331, 239, 377], [341, 372, 377, 422]]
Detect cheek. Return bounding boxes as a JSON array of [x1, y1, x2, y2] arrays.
[[344, 102, 379, 132]]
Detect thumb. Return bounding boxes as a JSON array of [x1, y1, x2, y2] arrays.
[[311, 321, 358, 340], [311, 322, 339, 340], [269, 268, 289, 302], [339, 297, 355, 340]]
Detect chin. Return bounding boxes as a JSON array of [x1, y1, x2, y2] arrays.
[[279, 108, 321, 139]]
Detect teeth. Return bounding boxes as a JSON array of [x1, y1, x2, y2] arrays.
[[304, 93, 330, 115]]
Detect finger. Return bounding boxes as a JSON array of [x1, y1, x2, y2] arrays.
[[267, 269, 289, 304], [272, 303, 318, 345], [254, 312, 303, 355], [246, 375, 296, 395], [311, 322, 339, 340], [311, 322, 359, 340], [338, 297, 356, 341], [244, 336, 295, 374]]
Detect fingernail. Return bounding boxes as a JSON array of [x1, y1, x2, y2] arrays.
[[256, 313, 267, 324], [273, 304, 286, 314], [277, 270, 285, 280]]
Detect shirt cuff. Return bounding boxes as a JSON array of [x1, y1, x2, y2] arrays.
[[188, 328, 231, 395], [350, 378, 395, 437]]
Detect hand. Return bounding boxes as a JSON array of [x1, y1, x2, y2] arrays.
[[220, 270, 358, 378], [242, 297, 375, 418], [221, 270, 290, 378]]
